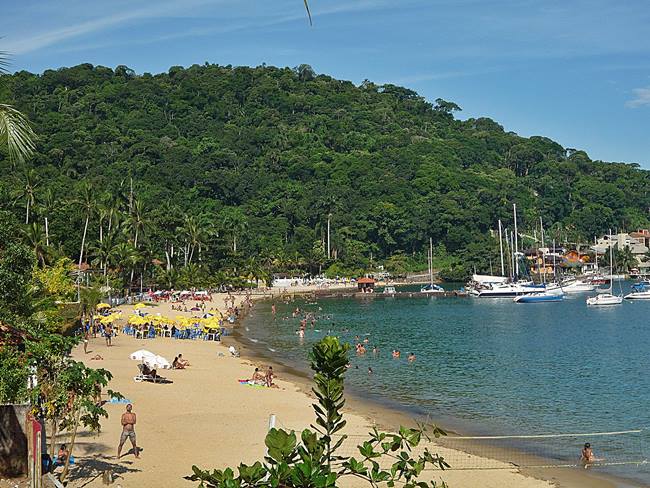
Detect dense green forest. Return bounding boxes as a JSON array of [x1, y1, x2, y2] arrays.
[[1, 62, 649, 286]]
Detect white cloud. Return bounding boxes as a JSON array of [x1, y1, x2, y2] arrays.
[[625, 87, 650, 108], [4, 0, 219, 54]]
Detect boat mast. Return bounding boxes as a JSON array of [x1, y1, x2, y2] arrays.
[[513, 204, 519, 278], [540, 216, 546, 284], [609, 229, 613, 294], [429, 237, 434, 287], [498, 219, 505, 277], [510, 231, 516, 281]]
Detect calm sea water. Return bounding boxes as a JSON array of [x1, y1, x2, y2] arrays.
[[243, 284, 650, 483]]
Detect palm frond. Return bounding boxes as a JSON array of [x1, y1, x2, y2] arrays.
[[0, 104, 37, 163], [303, 0, 313, 26], [0, 50, 9, 74]]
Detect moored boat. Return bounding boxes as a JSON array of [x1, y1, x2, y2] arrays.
[[514, 292, 564, 303], [587, 293, 623, 305], [561, 279, 597, 293]]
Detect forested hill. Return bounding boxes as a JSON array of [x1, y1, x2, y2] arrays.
[[1, 63, 648, 280]]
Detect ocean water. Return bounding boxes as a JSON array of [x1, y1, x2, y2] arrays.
[[243, 284, 650, 483]]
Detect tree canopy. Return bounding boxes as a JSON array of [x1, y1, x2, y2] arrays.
[[1, 62, 648, 282]]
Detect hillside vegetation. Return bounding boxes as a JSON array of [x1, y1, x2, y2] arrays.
[[1, 63, 648, 283]]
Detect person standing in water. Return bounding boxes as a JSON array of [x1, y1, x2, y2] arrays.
[[117, 404, 139, 459]]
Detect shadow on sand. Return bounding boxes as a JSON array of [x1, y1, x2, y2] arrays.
[[63, 453, 142, 487]]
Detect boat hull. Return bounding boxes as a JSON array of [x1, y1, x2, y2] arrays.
[[586, 294, 623, 306], [624, 292, 650, 300], [514, 294, 564, 303]]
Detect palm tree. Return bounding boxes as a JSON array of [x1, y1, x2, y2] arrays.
[[22, 222, 48, 266], [40, 188, 56, 247], [617, 245, 636, 273], [13, 167, 39, 224], [0, 52, 36, 165], [76, 182, 95, 270], [80, 285, 103, 329], [90, 231, 117, 276]]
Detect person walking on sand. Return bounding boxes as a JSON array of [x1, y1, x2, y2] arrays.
[[105, 323, 113, 347], [83, 328, 90, 354], [117, 404, 139, 459]]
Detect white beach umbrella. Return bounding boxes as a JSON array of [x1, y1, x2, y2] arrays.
[[129, 349, 156, 361], [144, 355, 171, 370]]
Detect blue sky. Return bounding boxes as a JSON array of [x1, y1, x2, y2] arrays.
[[4, 0, 650, 166]]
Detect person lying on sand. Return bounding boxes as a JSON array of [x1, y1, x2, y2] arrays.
[[90, 354, 104, 360]]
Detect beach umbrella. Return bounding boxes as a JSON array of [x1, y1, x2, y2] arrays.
[[134, 303, 147, 310], [202, 313, 214, 319], [129, 349, 156, 361], [144, 355, 171, 370], [96, 303, 111, 310], [191, 306, 200, 311]]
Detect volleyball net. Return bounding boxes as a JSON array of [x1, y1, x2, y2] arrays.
[[271, 416, 647, 470]]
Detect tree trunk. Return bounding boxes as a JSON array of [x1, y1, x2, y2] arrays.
[[49, 418, 58, 462], [60, 407, 81, 482], [45, 216, 50, 247], [25, 198, 30, 224], [79, 215, 89, 269], [233, 235, 237, 253], [165, 248, 171, 271]]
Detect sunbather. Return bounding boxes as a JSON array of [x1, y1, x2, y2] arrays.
[[251, 367, 266, 385]]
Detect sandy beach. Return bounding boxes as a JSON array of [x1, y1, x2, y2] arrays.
[[58, 293, 614, 487]]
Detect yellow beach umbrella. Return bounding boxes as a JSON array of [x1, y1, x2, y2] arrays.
[[134, 303, 146, 310], [96, 303, 111, 310]]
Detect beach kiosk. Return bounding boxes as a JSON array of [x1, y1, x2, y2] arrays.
[[357, 277, 376, 293]]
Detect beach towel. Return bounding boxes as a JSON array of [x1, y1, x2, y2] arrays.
[[108, 397, 131, 404], [238, 379, 267, 388]]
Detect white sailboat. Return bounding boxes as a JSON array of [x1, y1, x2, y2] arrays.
[[562, 279, 597, 293], [587, 230, 623, 306], [421, 238, 444, 294]]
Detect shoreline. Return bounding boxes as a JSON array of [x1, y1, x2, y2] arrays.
[[58, 291, 637, 488], [232, 294, 638, 488]]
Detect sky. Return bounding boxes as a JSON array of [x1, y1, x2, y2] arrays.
[[4, 0, 650, 166]]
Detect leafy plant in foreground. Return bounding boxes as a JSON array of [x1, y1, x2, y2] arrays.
[[186, 336, 449, 487]]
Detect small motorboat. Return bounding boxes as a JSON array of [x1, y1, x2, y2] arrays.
[[625, 282, 650, 300], [514, 291, 564, 303], [624, 290, 650, 300]]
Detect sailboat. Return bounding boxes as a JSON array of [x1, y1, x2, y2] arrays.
[[587, 230, 623, 306], [421, 238, 444, 294], [514, 231, 565, 303]]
